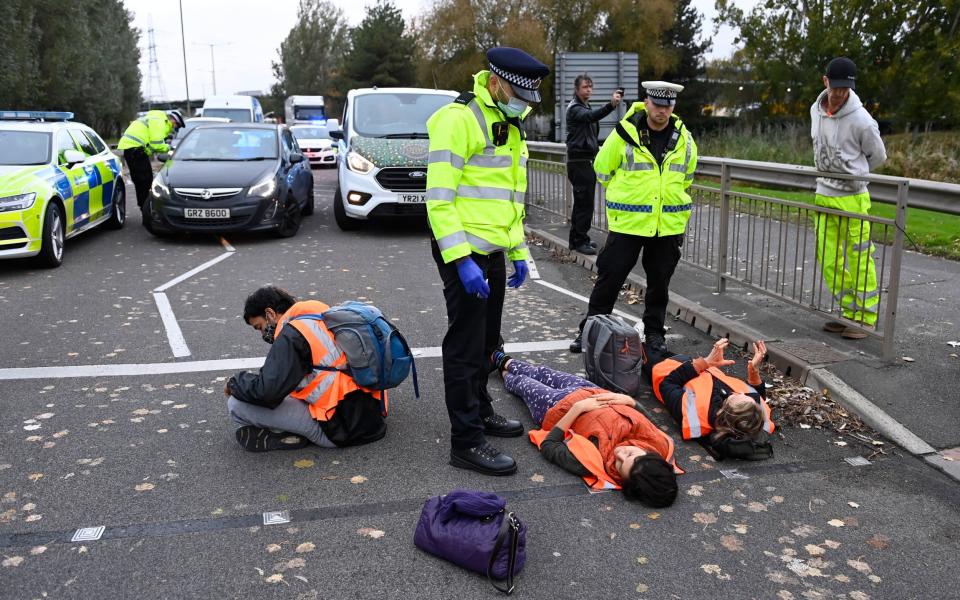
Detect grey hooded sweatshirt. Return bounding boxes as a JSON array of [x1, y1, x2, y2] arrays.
[[810, 88, 887, 197]]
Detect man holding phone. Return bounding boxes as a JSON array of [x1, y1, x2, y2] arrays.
[[565, 74, 623, 255]]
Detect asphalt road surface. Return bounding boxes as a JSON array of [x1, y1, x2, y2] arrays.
[[1, 169, 957, 599]]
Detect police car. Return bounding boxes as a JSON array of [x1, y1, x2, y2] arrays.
[[0, 111, 125, 267]]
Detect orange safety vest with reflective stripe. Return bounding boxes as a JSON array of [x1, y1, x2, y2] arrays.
[[528, 388, 682, 491], [651, 358, 774, 440], [274, 301, 387, 422]]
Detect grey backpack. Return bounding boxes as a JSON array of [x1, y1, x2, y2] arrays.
[[581, 314, 644, 396]]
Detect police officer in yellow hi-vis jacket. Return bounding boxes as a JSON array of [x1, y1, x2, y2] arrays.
[[570, 81, 698, 355], [426, 47, 549, 476], [117, 110, 183, 214]]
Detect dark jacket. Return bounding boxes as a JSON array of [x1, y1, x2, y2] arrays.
[[565, 96, 616, 159], [228, 326, 385, 446]]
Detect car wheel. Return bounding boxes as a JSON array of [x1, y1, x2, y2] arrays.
[[275, 195, 302, 238], [37, 202, 65, 268], [302, 180, 315, 215], [105, 182, 126, 229], [333, 187, 361, 231]]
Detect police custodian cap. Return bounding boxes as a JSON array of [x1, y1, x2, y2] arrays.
[[642, 80, 685, 106], [487, 47, 550, 103]]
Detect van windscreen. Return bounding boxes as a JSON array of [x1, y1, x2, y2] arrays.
[[202, 108, 252, 122], [353, 93, 454, 138]]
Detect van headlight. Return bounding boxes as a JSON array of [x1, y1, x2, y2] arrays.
[[0, 192, 37, 212], [150, 178, 169, 198], [249, 175, 277, 199], [346, 151, 374, 174]]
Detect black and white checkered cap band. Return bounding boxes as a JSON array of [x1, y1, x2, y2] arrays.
[[646, 87, 678, 99], [489, 63, 541, 91]]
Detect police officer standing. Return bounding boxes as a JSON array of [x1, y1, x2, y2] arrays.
[[565, 73, 622, 255], [570, 81, 698, 354], [117, 110, 183, 220], [426, 47, 549, 476]]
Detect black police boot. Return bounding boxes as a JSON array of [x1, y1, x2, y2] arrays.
[[569, 331, 583, 353], [482, 413, 523, 437], [572, 243, 598, 255], [235, 426, 311, 452], [450, 443, 517, 476], [645, 333, 667, 353]]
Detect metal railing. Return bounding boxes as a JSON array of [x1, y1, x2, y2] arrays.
[[523, 141, 954, 360]]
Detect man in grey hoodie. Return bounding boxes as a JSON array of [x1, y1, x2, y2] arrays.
[[810, 57, 887, 338]]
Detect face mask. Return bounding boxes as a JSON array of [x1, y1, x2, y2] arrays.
[[496, 80, 529, 118], [261, 322, 276, 344]]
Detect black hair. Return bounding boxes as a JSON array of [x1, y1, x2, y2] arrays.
[[621, 455, 678, 508], [574, 73, 593, 90], [243, 285, 296, 323]]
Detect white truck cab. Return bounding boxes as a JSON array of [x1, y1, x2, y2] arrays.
[[330, 87, 457, 230], [201, 95, 264, 123], [285, 96, 326, 125]]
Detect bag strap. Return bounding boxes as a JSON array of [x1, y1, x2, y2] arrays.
[[487, 512, 520, 595]]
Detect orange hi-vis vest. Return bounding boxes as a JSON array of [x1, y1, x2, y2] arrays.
[[651, 358, 774, 440], [275, 301, 386, 422], [528, 388, 682, 491]]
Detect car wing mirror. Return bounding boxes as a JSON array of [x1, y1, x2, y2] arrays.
[[62, 149, 86, 166], [329, 129, 344, 141], [290, 152, 304, 164]]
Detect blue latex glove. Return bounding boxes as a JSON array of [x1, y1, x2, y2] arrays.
[[507, 259, 528, 288], [456, 257, 490, 298]]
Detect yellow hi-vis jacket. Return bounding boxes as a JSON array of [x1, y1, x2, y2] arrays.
[[117, 110, 173, 155], [595, 104, 698, 237], [425, 70, 530, 264]]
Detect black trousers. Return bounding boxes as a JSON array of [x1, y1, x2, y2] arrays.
[[567, 158, 597, 248], [431, 240, 506, 450], [583, 231, 683, 338], [123, 148, 153, 208]]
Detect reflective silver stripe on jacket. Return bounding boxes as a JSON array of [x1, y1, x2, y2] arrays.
[[122, 133, 145, 145], [850, 240, 873, 253], [466, 232, 508, 253], [597, 173, 612, 182], [466, 154, 513, 168], [294, 318, 341, 360], [467, 101, 496, 155], [457, 185, 514, 201], [426, 187, 457, 202], [684, 388, 702, 438], [436, 230, 468, 251], [428, 149, 465, 170], [668, 163, 686, 172]]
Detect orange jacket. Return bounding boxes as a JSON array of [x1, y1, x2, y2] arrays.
[[651, 358, 774, 440], [275, 301, 386, 421], [529, 388, 681, 491]]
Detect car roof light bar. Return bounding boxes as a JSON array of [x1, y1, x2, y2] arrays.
[[0, 110, 74, 122]]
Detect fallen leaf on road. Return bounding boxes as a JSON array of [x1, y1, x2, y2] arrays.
[[901, 356, 914, 362], [635, 583, 648, 593], [734, 523, 748, 534], [720, 535, 743, 551], [629, 523, 641, 529], [350, 475, 368, 484], [686, 485, 704, 497], [823, 539, 841, 549], [804, 544, 825, 556], [28, 473, 43, 482], [357, 528, 385, 539], [265, 573, 285, 584], [636, 556, 648, 565], [647, 512, 660, 520], [719, 505, 734, 513], [834, 574, 850, 582], [266, 544, 281, 553], [847, 558, 872, 574], [284, 558, 306, 570], [30, 546, 46, 556], [295, 575, 309, 583], [746, 502, 768, 512], [866, 534, 890, 550], [848, 501, 860, 508], [295, 542, 315, 553], [771, 496, 784, 503], [135, 483, 155, 492], [849, 591, 871, 600], [530, 473, 544, 483], [827, 519, 845, 527], [946, 341, 960, 348], [693, 512, 717, 525], [293, 459, 314, 469]]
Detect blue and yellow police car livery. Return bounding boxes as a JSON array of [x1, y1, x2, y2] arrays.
[[0, 111, 125, 267]]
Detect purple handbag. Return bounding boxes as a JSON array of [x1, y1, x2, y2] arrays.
[[414, 490, 526, 594]]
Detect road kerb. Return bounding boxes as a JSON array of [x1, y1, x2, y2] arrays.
[[527, 225, 939, 459]]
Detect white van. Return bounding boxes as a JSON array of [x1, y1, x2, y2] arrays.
[[330, 87, 457, 230], [285, 96, 326, 125], [201, 95, 264, 123]]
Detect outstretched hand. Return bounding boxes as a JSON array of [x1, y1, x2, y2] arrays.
[[747, 340, 767, 374], [705, 338, 736, 369]]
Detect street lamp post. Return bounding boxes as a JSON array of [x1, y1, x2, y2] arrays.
[[179, 0, 191, 115]]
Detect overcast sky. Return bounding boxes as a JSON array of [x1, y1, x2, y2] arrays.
[[124, 0, 755, 102]]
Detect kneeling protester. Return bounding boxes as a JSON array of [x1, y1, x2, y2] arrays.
[[226, 286, 406, 452]]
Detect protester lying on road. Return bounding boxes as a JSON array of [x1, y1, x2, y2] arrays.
[[224, 286, 386, 452], [492, 352, 680, 507], [645, 339, 776, 460]]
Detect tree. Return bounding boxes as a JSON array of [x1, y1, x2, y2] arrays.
[[271, 0, 350, 115], [340, 1, 417, 90], [0, 0, 141, 137], [658, 0, 712, 115]]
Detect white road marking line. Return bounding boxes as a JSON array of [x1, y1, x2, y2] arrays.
[[152, 292, 191, 358], [0, 341, 576, 380], [526, 254, 541, 280], [534, 279, 640, 323], [153, 251, 235, 293]]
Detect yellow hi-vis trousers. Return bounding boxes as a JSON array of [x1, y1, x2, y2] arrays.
[[814, 192, 879, 326]]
